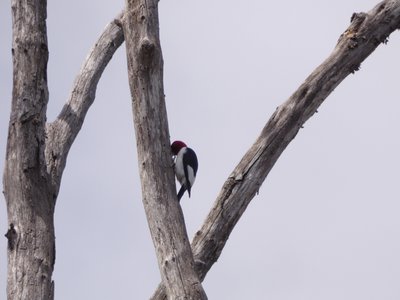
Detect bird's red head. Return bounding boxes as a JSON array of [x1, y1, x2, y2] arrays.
[[171, 140, 187, 155]]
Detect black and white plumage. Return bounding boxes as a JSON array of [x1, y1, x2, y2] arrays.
[[171, 140, 198, 201]]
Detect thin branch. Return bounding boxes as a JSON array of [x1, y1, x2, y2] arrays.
[[150, 1, 400, 299], [45, 12, 125, 193]]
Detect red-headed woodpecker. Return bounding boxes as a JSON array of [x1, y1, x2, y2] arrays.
[[171, 140, 198, 201]]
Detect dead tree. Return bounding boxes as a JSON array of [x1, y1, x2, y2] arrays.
[[149, 1, 400, 297], [4, 1, 123, 299], [3, 0, 400, 299], [123, 0, 207, 298]]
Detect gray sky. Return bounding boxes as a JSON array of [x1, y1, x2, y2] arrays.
[[1, 1, 400, 299]]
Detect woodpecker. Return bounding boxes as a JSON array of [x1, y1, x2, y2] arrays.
[[171, 140, 198, 201]]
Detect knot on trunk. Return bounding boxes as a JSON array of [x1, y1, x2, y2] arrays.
[[5, 223, 17, 251], [138, 37, 159, 71]]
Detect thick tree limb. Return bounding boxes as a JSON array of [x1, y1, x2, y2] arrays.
[[45, 12, 125, 194], [4, 1, 55, 299], [150, 1, 400, 299], [5, 8, 125, 299], [123, 0, 207, 299]]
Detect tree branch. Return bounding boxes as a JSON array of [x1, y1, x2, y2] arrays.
[[123, 0, 207, 299], [45, 12, 125, 194], [150, 1, 400, 299]]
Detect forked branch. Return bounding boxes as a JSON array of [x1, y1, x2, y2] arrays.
[[150, 1, 400, 299]]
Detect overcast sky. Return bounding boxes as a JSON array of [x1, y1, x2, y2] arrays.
[[1, 1, 400, 299]]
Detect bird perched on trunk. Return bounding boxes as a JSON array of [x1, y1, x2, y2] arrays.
[[171, 140, 198, 201]]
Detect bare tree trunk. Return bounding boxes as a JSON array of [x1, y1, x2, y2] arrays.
[[4, 4, 124, 299], [150, 1, 400, 299], [4, 1, 55, 299], [122, 1, 207, 299]]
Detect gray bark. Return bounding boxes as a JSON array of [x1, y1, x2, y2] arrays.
[[150, 1, 400, 299], [4, 0, 400, 299], [4, 1, 55, 299], [45, 13, 124, 190], [122, 1, 207, 299], [4, 4, 124, 299]]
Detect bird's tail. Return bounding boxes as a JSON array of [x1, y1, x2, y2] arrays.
[[177, 186, 186, 202]]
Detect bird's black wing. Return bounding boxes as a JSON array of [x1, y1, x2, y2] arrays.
[[182, 148, 198, 198]]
